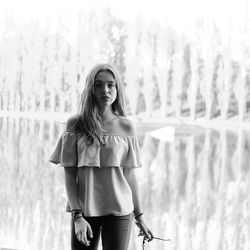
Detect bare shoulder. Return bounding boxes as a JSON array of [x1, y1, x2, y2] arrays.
[[117, 117, 137, 136], [66, 114, 80, 130]]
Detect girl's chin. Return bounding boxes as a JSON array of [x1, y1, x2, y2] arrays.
[[99, 98, 115, 105], [97, 101, 113, 107]]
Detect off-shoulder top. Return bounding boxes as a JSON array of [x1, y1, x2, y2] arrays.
[[49, 130, 142, 217]]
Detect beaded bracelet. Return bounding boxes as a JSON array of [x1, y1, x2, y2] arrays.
[[134, 213, 143, 220], [73, 214, 83, 222], [71, 209, 84, 222]]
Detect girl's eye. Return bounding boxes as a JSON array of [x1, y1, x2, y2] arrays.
[[94, 82, 116, 89], [108, 83, 115, 88], [95, 83, 102, 89]]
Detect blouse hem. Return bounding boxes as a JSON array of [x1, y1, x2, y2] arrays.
[[49, 160, 142, 169], [66, 210, 134, 217]]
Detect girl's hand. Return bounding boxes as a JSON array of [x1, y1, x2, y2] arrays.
[[135, 218, 154, 241], [74, 217, 93, 246]]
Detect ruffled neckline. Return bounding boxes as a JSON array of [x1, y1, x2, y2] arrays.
[[102, 133, 136, 138], [49, 130, 142, 168]]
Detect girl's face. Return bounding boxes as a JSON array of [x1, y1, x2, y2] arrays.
[[93, 70, 117, 108]]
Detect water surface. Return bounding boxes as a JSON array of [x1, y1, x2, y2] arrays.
[[0, 117, 249, 250]]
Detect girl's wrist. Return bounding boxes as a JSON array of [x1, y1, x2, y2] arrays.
[[71, 209, 84, 222], [74, 216, 84, 223], [134, 212, 143, 221]]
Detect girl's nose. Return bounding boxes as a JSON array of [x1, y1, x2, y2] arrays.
[[103, 84, 109, 93]]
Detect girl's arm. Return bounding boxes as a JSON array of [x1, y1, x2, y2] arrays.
[[120, 117, 153, 240], [64, 116, 93, 246], [64, 167, 80, 210], [64, 167, 93, 246], [123, 168, 143, 216], [123, 168, 153, 241], [64, 115, 81, 210]]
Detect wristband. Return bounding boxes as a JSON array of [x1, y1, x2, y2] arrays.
[[134, 212, 143, 220], [73, 214, 83, 222], [71, 209, 84, 222]]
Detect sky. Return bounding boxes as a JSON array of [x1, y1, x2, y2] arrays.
[[0, 0, 250, 45], [1, 0, 249, 26]]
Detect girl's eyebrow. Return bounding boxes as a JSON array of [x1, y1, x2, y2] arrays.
[[95, 80, 115, 83]]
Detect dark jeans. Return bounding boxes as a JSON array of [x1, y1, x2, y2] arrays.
[[71, 213, 133, 250]]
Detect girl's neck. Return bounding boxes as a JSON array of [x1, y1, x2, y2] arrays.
[[98, 107, 117, 122]]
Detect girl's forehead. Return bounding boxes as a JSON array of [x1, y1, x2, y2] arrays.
[[95, 70, 115, 81]]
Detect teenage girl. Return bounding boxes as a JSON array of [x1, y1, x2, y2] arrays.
[[50, 63, 153, 250]]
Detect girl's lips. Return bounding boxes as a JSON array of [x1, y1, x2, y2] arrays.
[[101, 96, 110, 102]]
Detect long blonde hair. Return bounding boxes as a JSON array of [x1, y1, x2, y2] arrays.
[[73, 63, 126, 145]]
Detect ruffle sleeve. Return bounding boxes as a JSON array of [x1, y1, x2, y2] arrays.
[[121, 136, 142, 168], [50, 132, 142, 169], [49, 131, 78, 167]]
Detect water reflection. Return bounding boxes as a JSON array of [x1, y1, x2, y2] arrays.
[[0, 117, 249, 250]]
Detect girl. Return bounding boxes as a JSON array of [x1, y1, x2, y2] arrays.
[[49, 63, 153, 250]]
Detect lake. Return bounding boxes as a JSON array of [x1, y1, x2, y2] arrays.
[[0, 117, 249, 250]]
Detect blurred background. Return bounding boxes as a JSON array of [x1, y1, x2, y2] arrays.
[[1, 0, 250, 249]]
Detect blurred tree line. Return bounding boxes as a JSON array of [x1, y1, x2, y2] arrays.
[[1, 6, 250, 120]]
